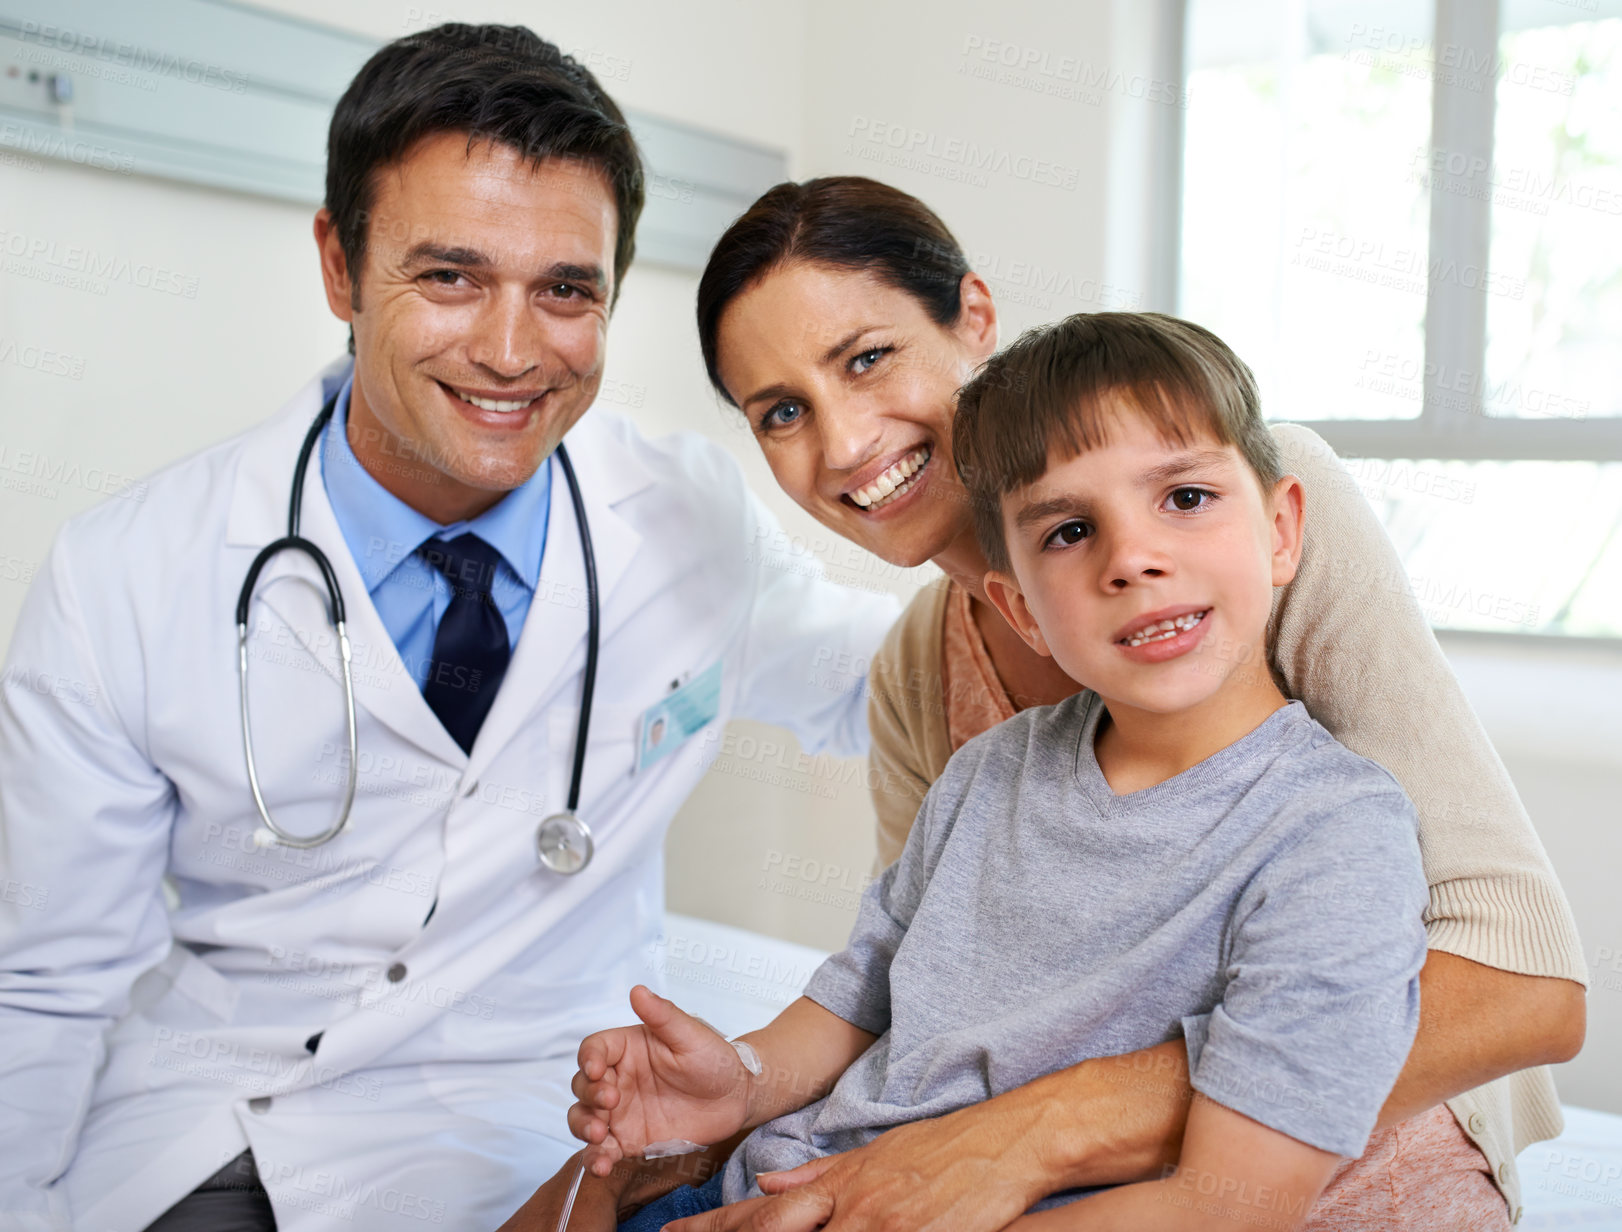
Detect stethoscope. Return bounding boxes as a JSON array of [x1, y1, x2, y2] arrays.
[[234, 393, 600, 875]]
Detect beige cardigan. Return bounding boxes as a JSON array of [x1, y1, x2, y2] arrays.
[[865, 423, 1586, 1221]]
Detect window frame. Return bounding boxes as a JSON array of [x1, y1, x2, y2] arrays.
[[1170, 0, 1622, 464]]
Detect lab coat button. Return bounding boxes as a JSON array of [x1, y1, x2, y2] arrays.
[[1467, 1112, 1485, 1135], [248, 1097, 272, 1114], [387, 962, 408, 983]]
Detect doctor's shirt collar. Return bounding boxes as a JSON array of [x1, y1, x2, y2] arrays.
[[319, 374, 552, 596]]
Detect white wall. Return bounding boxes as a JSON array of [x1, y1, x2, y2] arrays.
[[1440, 634, 1622, 1116], [228, 0, 807, 155], [0, 159, 346, 636], [800, 0, 1132, 337]]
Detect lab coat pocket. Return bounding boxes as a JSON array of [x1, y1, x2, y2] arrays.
[[101, 946, 243, 1103], [133, 943, 242, 1025]]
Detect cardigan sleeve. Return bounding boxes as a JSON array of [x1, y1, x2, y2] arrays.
[[866, 577, 954, 872], [1266, 423, 1586, 984]]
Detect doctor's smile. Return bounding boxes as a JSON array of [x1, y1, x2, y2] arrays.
[[442, 383, 549, 414], [433, 378, 561, 429]]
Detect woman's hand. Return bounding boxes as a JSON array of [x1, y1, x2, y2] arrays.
[[501, 1142, 745, 1232], [495, 1154, 622, 1232], [570, 985, 754, 1176], [662, 1094, 1058, 1232]]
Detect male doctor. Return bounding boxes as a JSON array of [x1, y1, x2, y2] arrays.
[[0, 24, 894, 1231]]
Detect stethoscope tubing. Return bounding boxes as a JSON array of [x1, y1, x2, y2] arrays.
[[552, 443, 599, 817]]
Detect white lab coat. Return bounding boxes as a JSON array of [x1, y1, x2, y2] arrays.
[[0, 359, 898, 1231]]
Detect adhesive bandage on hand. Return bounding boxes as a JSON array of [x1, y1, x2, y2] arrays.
[[730, 1037, 763, 1076], [690, 1015, 765, 1077]]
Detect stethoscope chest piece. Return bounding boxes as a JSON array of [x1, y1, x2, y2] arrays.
[[536, 811, 594, 875]]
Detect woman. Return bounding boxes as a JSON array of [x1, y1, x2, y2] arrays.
[[509, 179, 1585, 1231]]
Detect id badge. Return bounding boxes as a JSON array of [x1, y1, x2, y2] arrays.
[[635, 659, 723, 774]]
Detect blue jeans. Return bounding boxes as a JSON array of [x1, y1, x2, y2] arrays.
[[616, 1171, 726, 1231]]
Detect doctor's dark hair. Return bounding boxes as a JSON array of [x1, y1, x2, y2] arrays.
[[696, 177, 972, 404], [952, 312, 1282, 573], [325, 23, 644, 318]]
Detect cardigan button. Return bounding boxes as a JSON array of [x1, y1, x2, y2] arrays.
[[1497, 1161, 1513, 1186], [1467, 1112, 1486, 1135]]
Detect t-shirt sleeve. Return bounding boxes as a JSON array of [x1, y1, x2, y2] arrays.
[[1185, 785, 1429, 1157], [803, 768, 945, 1034]]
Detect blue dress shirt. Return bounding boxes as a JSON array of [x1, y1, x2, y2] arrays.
[[319, 375, 552, 692]]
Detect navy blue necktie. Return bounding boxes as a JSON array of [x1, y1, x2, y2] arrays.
[[418, 533, 511, 753]]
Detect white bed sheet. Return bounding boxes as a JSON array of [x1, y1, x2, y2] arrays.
[[655, 912, 1622, 1229]]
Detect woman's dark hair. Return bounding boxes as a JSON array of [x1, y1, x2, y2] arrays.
[[696, 177, 972, 404], [326, 23, 644, 306]]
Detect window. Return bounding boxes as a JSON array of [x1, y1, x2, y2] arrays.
[[1181, 0, 1622, 637]]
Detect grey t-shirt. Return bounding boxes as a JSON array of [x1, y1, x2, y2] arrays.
[[722, 694, 1428, 1207]]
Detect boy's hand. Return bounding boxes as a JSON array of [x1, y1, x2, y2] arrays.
[[569, 985, 754, 1176]]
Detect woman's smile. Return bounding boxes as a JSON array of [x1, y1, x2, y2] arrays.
[[842, 444, 932, 512]]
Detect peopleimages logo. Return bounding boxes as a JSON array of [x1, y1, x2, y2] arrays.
[[1291, 226, 1525, 300], [0, 337, 86, 380], [958, 35, 1192, 109], [0, 123, 133, 175], [1343, 24, 1576, 95], [0, 227, 200, 298], [846, 117, 1081, 191], [17, 20, 250, 93], [1409, 146, 1622, 218], [0, 444, 147, 501]]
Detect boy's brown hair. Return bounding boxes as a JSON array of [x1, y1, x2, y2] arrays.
[[952, 312, 1282, 572]]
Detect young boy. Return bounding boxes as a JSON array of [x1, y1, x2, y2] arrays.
[[568, 313, 1429, 1230]]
